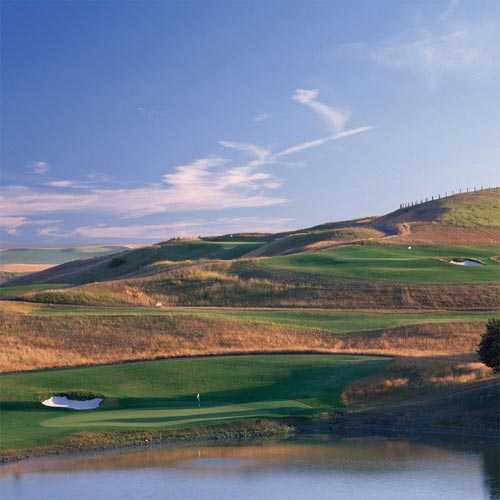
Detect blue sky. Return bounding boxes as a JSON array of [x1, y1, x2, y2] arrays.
[[2, 0, 500, 245]]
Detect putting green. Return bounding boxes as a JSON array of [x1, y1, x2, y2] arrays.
[[42, 400, 313, 429]]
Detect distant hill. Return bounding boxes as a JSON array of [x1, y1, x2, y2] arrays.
[[4, 187, 499, 288], [0, 245, 128, 266]]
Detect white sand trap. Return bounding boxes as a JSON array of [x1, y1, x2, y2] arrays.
[[42, 395, 103, 410], [449, 258, 482, 267]]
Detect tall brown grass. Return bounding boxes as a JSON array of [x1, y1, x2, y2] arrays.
[[341, 354, 494, 407], [0, 306, 487, 373]]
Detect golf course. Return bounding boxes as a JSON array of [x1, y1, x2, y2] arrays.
[[0, 355, 388, 452], [1, 189, 499, 461]]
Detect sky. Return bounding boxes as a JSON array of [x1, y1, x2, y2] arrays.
[[1, 0, 500, 246]]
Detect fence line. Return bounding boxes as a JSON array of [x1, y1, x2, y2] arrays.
[[398, 186, 498, 210]]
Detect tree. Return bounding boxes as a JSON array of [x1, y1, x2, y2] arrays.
[[478, 319, 500, 373]]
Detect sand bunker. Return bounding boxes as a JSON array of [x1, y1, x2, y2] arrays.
[[42, 395, 103, 410], [449, 258, 483, 267]]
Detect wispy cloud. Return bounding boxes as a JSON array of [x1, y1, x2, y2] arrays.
[[292, 89, 348, 132], [371, 6, 498, 86], [0, 216, 29, 235], [31, 161, 49, 175], [44, 217, 293, 241], [275, 89, 372, 156], [219, 141, 273, 165], [5, 88, 370, 241], [46, 180, 76, 188], [1, 157, 285, 220], [0, 216, 61, 236], [275, 127, 372, 158]]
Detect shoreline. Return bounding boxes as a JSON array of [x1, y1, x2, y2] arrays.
[[2, 412, 499, 466]]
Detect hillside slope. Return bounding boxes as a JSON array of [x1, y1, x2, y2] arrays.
[[377, 187, 500, 244], [3, 187, 499, 288]]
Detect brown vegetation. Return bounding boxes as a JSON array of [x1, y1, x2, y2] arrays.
[[26, 260, 500, 310], [342, 354, 494, 407], [0, 305, 487, 372]]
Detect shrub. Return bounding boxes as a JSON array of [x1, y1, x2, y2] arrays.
[[478, 319, 500, 373]]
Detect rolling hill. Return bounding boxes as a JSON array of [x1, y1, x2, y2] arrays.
[[4, 187, 498, 283]]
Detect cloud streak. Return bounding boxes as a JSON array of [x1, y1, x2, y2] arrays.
[[43, 217, 293, 241], [1, 156, 286, 220], [276, 126, 372, 157], [372, 25, 496, 84], [292, 89, 348, 132], [5, 88, 371, 241]]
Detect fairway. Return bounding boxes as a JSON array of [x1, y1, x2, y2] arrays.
[[259, 244, 500, 284], [23, 303, 497, 333], [0, 355, 388, 452], [42, 401, 313, 429]]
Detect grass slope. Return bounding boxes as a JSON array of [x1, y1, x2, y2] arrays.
[[260, 244, 500, 284], [4, 240, 262, 286], [0, 355, 388, 452]]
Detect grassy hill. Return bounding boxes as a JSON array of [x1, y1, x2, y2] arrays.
[[2, 188, 499, 311], [377, 187, 500, 244], [5, 239, 262, 286]]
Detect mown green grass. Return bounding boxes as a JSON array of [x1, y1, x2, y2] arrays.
[[259, 244, 500, 284], [0, 355, 388, 451], [24, 304, 496, 334], [0, 284, 70, 298]]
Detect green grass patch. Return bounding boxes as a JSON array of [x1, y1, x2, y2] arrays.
[[26, 304, 497, 334], [259, 244, 500, 284], [188, 309, 496, 333], [0, 355, 388, 451], [0, 283, 70, 298]]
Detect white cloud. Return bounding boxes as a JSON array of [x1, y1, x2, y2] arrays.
[[0, 216, 28, 235], [46, 180, 75, 188], [275, 126, 373, 158], [4, 88, 371, 239], [47, 217, 294, 241], [32, 161, 49, 175], [219, 141, 272, 162], [0, 216, 28, 229], [0, 156, 285, 220], [292, 89, 348, 132], [372, 28, 494, 83]]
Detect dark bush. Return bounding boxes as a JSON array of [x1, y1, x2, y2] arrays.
[[478, 319, 500, 373]]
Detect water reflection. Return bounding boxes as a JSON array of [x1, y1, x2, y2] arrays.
[[1, 436, 498, 500]]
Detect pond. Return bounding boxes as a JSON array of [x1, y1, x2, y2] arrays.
[[1, 436, 498, 500]]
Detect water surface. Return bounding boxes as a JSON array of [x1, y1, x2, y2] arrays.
[[1, 436, 498, 500]]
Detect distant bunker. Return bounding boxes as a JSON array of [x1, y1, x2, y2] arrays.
[[449, 258, 483, 267], [42, 394, 103, 410]]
